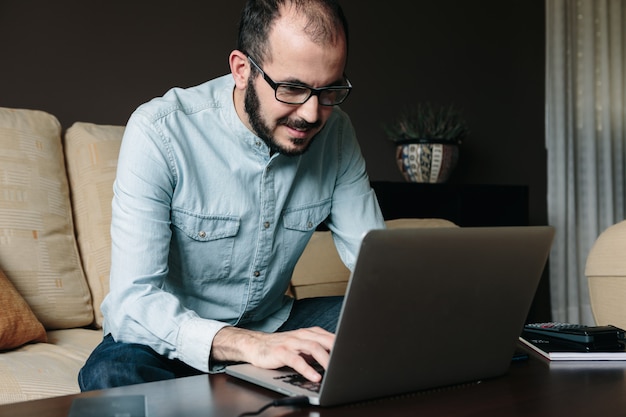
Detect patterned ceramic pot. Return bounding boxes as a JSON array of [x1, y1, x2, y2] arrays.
[[395, 141, 459, 183]]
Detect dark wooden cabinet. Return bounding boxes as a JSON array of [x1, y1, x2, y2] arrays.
[[371, 181, 529, 227]]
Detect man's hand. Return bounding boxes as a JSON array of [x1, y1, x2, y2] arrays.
[[212, 326, 335, 382]]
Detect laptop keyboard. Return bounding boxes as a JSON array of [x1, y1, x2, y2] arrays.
[[273, 366, 325, 393]]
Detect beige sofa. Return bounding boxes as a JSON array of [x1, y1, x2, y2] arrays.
[[0, 107, 455, 405]]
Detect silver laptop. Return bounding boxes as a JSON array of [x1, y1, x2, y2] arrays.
[[226, 226, 555, 406]]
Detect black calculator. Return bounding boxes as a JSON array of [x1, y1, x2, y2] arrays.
[[523, 322, 625, 349]]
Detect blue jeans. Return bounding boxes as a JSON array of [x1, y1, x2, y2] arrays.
[[78, 296, 343, 391]]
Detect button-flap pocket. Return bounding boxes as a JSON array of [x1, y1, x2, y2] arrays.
[[171, 209, 240, 241], [282, 200, 331, 232]]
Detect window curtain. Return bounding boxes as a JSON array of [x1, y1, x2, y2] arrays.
[[546, 0, 626, 324]]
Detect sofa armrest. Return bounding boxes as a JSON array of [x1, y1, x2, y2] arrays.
[[585, 220, 626, 329]]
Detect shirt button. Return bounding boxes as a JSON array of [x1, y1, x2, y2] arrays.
[[255, 141, 262, 147], [307, 221, 313, 229], [253, 271, 261, 277], [264, 221, 270, 229], [198, 231, 207, 238]]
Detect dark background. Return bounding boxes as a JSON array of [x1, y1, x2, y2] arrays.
[[0, 0, 548, 314]]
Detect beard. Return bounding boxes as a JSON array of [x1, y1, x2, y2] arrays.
[[244, 76, 321, 157]]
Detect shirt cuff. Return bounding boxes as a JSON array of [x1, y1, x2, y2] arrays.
[[177, 316, 229, 372]]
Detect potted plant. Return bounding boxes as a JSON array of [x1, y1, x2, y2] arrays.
[[384, 103, 469, 183]]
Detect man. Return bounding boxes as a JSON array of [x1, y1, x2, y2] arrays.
[[79, 0, 384, 391]]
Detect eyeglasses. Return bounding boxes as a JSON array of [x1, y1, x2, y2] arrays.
[[248, 56, 352, 106]]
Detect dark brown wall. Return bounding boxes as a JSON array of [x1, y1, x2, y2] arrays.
[[0, 0, 546, 226]]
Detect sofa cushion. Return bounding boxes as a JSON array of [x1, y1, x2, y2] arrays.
[[0, 268, 47, 350], [0, 107, 93, 329], [0, 328, 103, 405], [64, 122, 124, 328]]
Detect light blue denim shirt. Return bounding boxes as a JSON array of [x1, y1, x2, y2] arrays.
[[101, 74, 385, 372]]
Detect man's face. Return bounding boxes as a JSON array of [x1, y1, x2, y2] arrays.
[[242, 11, 348, 156], [244, 74, 322, 156]]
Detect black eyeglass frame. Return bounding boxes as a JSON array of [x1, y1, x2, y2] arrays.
[[247, 56, 352, 106]]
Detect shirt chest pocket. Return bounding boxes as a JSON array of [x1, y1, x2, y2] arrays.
[[170, 209, 240, 282], [281, 200, 332, 258]]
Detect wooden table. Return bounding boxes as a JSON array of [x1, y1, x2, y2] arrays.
[[2, 353, 626, 417]]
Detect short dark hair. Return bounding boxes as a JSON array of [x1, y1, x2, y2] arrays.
[[237, 0, 349, 66]]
